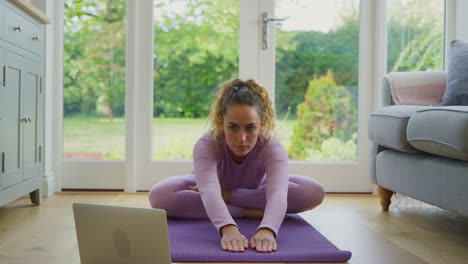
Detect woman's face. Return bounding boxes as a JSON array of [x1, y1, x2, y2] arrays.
[[222, 104, 262, 163]]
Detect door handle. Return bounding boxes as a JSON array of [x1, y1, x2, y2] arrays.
[[262, 12, 288, 50]]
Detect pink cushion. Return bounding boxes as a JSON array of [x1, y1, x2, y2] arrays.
[[386, 71, 447, 106]]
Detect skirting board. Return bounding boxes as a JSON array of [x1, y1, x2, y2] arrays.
[[41, 171, 56, 197]]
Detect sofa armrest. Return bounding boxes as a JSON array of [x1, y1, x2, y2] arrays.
[[382, 71, 447, 106], [369, 142, 392, 184]]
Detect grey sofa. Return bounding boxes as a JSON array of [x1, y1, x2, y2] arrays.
[[368, 71, 468, 216]]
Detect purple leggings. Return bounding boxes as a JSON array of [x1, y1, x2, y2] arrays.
[[148, 175, 325, 218]]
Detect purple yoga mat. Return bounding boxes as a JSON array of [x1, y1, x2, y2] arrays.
[[167, 214, 352, 263]]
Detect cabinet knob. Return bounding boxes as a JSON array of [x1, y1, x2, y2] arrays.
[[27, 116, 32, 123], [32, 36, 40, 41], [13, 25, 22, 32], [20, 117, 28, 123]]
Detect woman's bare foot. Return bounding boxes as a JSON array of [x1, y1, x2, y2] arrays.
[[242, 208, 264, 219], [187, 185, 233, 204], [222, 189, 233, 204], [187, 186, 288, 220], [187, 185, 199, 192], [243, 208, 289, 220]]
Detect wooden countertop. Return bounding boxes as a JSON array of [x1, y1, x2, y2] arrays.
[[8, 0, 51, 24]]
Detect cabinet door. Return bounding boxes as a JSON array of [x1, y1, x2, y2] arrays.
[[0, 48, 4, 189], [22, 58, 41, 180], [3, 51, 23, 188], [38, 63, 44, 173]]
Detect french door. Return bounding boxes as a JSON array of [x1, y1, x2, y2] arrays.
[[60, 0, 375, 192], [255, 0, 374, 192]]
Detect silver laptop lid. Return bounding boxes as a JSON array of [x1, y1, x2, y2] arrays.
[[73, 203, 172, 264]]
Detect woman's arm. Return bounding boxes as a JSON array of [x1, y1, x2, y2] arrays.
[[193, 134, 238, 234], [256, 139, 289, 237]]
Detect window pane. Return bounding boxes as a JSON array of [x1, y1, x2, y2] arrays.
[[275, 0, 359, 161], [387, 0, 445, 72], [153, 0, 239, 160], [63, 0, 127, 160]]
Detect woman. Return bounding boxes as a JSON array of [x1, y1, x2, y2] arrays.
[[149, 78, 324, 253]]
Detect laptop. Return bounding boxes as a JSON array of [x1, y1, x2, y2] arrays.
[[72, 203, 172, 264]]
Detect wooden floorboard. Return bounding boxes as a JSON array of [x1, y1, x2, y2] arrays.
[[0, 192, 467, 264]]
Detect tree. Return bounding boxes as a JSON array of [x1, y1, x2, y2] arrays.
[[153, 0, 239, 118], [387, 0, 444, 72], [64, 0, 126, 119], [274, 4, 359, 118], [63, 0, 99, 116], [63, 0, 444, 120]]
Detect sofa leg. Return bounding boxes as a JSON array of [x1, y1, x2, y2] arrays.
[[377, 186, 393, 212]]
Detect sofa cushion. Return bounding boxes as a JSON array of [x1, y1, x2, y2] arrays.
[[407, 106, 468, 161], [442, 40, 468, 105], [369, 105, 432, 152], [384, 71, 446, 105]]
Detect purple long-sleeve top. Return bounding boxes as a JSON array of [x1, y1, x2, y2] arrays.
[[192, 132, 289, 237]]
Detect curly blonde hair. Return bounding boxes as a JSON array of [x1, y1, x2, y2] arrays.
[[208, 78, 276, 145]]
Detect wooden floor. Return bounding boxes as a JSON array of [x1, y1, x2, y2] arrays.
[[0, 192, 467, 264]]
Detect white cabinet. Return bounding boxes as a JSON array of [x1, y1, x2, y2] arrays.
[[0, 4, 4, 40], [0, 0, 45, 206]]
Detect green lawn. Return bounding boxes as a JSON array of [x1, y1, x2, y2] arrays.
[[63, 117, 296, 160]]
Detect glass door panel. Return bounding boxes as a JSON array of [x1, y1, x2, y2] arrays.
[[63, 0, 127, 160], [152, 0, 240, 160], [274, 0, 359, 162]]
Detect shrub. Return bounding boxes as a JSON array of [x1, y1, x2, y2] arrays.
[[306, 134, 357, 161], [288, 71, 354, 160]]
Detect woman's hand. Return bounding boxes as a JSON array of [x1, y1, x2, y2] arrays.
[[250, 228, 277, 252], [220, 225, 249, 252]]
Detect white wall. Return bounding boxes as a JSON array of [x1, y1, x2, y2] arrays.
[[445, 0, 467, 68], [38, 0, 59, 196], [455, 0, 468, 41]]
